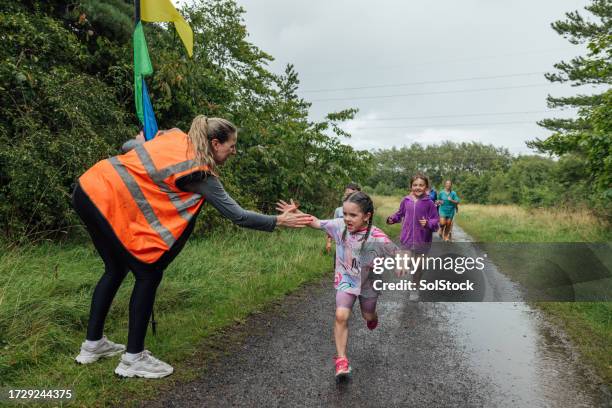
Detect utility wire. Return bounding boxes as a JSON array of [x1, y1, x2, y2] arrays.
[[311, 83, 553, 102], [354, 109, 553, 122], [301, 72, 545, 93], [350, 120, 539, 130], [302, 47, 576, 77]]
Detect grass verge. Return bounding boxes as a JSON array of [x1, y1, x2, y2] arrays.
[[0, 227, 332, 407]]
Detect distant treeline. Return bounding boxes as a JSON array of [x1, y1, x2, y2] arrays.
[[0, 0, 369, 241], [365, 142, 605, 216]]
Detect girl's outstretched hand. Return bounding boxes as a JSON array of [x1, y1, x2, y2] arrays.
[[276, 199, 300, 214]]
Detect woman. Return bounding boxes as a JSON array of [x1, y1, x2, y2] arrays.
[[73, 115, 312, 378], [437, 179, 460, 241]]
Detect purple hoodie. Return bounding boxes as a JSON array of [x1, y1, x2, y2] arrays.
[[387, 195, 439, 249]]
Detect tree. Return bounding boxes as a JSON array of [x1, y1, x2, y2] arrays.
[[529, 0, 611, 211], [0, 5, 133, 239]]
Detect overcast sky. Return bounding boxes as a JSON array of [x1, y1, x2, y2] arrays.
[[232, 0, 601, 155]]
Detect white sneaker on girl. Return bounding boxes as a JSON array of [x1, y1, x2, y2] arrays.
[[75, 336, 125, 364], [114, 350, 174, 379]]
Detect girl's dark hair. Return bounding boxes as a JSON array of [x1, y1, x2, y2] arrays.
[[345, 182, 361, 191], [341, 191, 374, 244], [410, 173, 429, 189]]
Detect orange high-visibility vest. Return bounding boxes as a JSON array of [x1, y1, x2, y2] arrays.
[[79, 129, 208, 264]]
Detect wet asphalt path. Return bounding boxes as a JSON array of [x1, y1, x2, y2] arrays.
[[151, 227, 610, 408]]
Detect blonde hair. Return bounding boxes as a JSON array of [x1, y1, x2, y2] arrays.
[[187, 115, 237, 176]]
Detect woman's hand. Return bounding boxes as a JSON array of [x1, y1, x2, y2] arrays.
[[135, 130, 145, 143], [419, 217, 427, 227], [276, 210, 313, 228], [386, 216, 394, 225]]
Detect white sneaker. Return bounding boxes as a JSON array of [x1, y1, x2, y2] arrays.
[[408, 291, 420, 301], [75, 336, 126, 364], [114, 350, 174, 379]]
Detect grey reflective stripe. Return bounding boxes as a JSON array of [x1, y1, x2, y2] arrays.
[[134, 145, 202, 222], [176, 195, 202, 212], [134, 144, 158, 178], [157, 160, 199, 180], [109, 157, 176, 248]]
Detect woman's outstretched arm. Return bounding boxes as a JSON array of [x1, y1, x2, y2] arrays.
[[182, 177, 312, 231]]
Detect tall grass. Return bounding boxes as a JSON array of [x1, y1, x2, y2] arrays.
[[0, 227, 332, 406], [457, 204, 611, 242], [372, 195, 404, 238]]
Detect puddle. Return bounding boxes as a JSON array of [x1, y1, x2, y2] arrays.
[[428, 227, 608, 407], [442, 301, 605, 407]]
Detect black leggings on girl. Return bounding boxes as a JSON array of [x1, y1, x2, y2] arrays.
[[72, 184, 196, 353]]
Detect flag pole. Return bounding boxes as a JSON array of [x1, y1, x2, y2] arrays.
[[134, 0, 142, 136], [134, 0, 140, 24], [136, 0, 158, 335]]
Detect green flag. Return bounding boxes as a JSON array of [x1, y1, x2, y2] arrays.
[[133, 21, 153, 125]]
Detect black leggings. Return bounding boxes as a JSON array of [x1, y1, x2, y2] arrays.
[[72, 184, 196, 353]]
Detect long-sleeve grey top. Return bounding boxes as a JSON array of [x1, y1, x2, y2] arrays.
[[122, 139, 276, 232]]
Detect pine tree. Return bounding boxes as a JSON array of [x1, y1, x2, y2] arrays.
[[528, 0, 611, 208]]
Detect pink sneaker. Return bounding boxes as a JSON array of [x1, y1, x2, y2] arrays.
[[334, 356, 351, 378], [366, 319, 378, 331]]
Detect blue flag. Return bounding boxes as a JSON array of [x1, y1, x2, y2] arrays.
[[141, 79, 158, 140]]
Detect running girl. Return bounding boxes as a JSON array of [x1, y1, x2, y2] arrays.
[[438, 179, 460, 242], [325, 183, 361, 253], [386, 174, 439, 301], [278, 192, 395, 379]]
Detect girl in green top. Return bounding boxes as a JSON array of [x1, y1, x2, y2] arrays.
[[437, 180, 460, 241]]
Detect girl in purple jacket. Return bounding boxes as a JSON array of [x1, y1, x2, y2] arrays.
[[386, 174, 439, 300]]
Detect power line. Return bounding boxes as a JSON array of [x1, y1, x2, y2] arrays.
[[350, 120, 539, 130], [301, 72, 545, 93], [354, 110, 553, 122], [311, 83, 553, 102], [301, 47, 576, 77]]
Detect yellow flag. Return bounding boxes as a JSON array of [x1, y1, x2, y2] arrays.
[[141, 0, 193, 57]]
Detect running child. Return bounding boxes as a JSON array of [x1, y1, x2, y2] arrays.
[[325, 183, 361, 253], [438, 179, 460, 241], [278, 192, 395, 379], [386, 174, 439, 301]]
